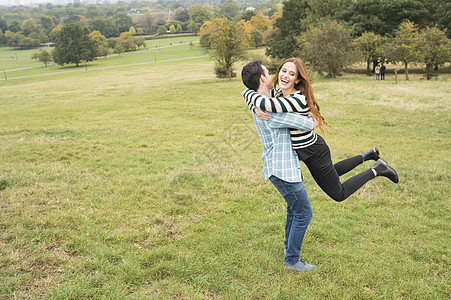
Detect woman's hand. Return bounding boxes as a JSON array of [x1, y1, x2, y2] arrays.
[[254, 107, 271, 121], [308, 112, 319, 129]]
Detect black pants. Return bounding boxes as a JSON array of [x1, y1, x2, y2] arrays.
[[298, 143, 375, 202]]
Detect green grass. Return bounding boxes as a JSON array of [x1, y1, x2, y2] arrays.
[[0, 36, 203, 80], [0, 47, 449, 299]]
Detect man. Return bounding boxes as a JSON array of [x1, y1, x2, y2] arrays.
[[380, 63, 386, 80], [241, 60, 318, 272]]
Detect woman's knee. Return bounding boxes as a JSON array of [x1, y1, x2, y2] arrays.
[[329, 191, 346, 202]]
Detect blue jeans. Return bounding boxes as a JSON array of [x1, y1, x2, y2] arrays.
[[269, 176, 313, 265]]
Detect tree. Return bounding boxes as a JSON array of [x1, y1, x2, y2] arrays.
[[40, 16, 54, 35], [198, 21, 214, 48], [52, 23, 98, 67], [419, 26, 450, 79], [307, 0, 353, 20], [129, 26, 136, 35], [63, 14, 81, 25], [34, 50, 52, 67], [84, 5, 102, 19], [114, 12, 133, 33], [141, 14, 156, 33], [176, 24, 183, 33], [116, 32, 137, 52], [169, 25, 176, 33], [175, 10, 190, 27], [157, 25, 167, 35], [387, 20, 422, 80], [249, 28, 263, 48], [155, 4, 165, 11], [8, 34, 24, 49], [89, 30, 108, 57], [433, 2, 451, 38], [250, 13, 270, 33], [141, 7, 152, 13], [0, 17, 7, 33], [296, 20, 358, 77], [165, 20, 183, 31], [0, 32, 7, 46], [17, 36, 40, 49], [265, 0, 311, 58], [241, 10, 256, 22], [38, 31, 49, 43], [49, 26, 61, 42], [188, 5, 213, 33], [135, 37, 145, 49], [8, 20, 22, 33], [207, 18, 247, 80], [22, 19, 36, 36], [90, 17, 118, 38], [266, 0, 351, 59], [339, 0, 429, 37], [216, 0, 240, 20], [355, 32, 387, 75], [114, 42, 125, 56]]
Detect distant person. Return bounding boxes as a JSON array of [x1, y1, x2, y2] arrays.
[[375, 64, 380, 80], [241, 60, 318, 272], [380, 63, 386, 80], [243, 57, 399, 204]]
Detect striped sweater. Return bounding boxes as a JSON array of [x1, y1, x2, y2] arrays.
[[242, 88, 318, 149]]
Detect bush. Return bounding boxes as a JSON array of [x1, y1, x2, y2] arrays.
[[214, 63, 236, 78]]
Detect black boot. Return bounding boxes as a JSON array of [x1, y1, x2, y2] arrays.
[[372, 159, 399, 183], [362, 147, 380, 161]]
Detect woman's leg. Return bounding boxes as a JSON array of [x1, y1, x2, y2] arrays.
[[334, 147, 379, 175], [300, 145, 375, 202], [334, 155, 364, 176]]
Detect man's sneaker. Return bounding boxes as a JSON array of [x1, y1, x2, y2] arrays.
[[284, 261, 317, 272]]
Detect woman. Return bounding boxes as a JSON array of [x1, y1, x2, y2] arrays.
[[243, 58, 398, 202], [375, 64, 380, 80]]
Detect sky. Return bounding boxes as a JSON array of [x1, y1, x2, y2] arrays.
[[0, 0, 60, 6], [0, 0, 119, 6]]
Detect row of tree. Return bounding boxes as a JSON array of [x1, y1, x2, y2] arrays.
[[200, 17, 450, 81], [263, 0, 450, 80], [1, 0, 449, 43], [0, 1, 279, 46], [32, 23, 147, 67], [2, 0, 449, 80]]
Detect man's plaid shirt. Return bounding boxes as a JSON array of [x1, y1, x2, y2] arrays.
[[252, 111, 314, 183]]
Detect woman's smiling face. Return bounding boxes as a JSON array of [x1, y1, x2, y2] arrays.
[[278, 62, 299, 93]]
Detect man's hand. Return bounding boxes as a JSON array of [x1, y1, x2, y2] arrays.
[[308, 112, 319, 129], [254, 107, 272, 121]]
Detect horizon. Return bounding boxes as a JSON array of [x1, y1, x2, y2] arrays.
[[0, 0, 128, 7]]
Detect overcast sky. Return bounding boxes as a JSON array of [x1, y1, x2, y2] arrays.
[[0, 0, 85, 6], [0, 0, 50, 5]]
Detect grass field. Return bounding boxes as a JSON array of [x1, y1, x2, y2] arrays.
[[0, 42, 449, 299], [0, 36, 202, 81]]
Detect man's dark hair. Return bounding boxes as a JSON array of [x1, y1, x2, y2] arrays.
[[241, 60, 264, 91]]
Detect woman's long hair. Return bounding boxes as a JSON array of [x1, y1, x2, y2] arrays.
[[273, 58, 328, 134]]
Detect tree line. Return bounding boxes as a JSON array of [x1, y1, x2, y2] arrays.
[[1, 0, 449, 80], [196, 0, 450, 80], [0, 0, 281, 48]]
